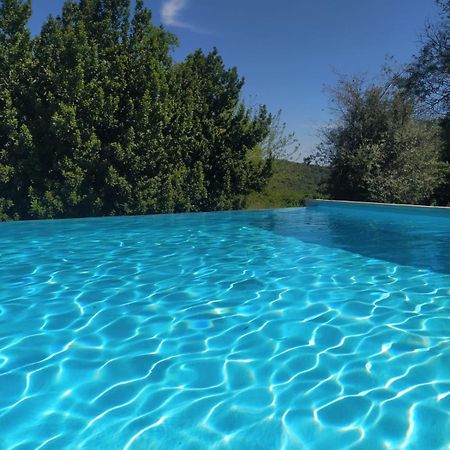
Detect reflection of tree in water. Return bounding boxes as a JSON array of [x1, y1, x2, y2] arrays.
[[250, 208, 450, 275]]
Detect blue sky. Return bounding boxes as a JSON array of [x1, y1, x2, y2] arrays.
[[29, 0, 440, 158]]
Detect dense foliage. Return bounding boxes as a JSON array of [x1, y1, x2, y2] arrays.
[[0, 0, 273, 220], [309, 79, 446, 204]]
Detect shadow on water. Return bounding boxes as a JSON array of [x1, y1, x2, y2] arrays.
[[249, 207, 450, 275]]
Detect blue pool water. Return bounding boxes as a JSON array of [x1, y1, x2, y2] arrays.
[[0, 204, 449, 449]]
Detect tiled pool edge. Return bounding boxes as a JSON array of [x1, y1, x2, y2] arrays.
[[306, 199, 450, 218]]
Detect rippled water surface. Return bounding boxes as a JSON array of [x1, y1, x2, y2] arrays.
[[0, 205, 449, 449]]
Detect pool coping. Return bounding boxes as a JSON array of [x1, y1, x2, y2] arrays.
[[306, 199, 450, 217]]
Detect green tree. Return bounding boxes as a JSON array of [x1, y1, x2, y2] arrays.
[[173, 48, 272, 211], [0, 0, 33, 220], [0, 0, 274, 220], [401, 0, 450, 204], [309, 78, 446, 204]]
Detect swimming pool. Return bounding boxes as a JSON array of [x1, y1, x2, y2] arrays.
[[0, 203, 449, 449]]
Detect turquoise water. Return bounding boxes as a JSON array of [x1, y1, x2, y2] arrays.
[[0, 205, 449, 449]]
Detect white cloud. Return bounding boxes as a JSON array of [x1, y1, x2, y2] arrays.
[[161, 0, 190, 28]]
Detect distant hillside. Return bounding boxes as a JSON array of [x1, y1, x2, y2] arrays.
[[245, 159, 329, 209]]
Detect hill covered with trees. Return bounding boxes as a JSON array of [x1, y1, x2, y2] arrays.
[[0, 0, 275, 220], [245, 159, 328, 209]]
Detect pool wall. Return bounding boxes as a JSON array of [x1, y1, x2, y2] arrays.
[[306, 199, 450, 218]]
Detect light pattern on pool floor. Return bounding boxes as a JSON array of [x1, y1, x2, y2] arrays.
[[0, 207, 449, 449]]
